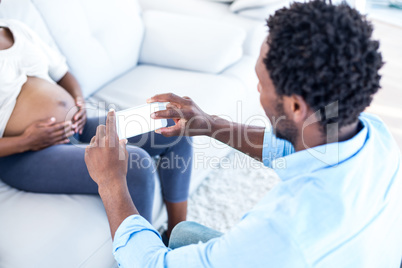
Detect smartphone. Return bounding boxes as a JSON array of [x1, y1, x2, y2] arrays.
[[116, 102, 168, 139]]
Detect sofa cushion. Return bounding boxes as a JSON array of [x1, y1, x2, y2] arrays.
[[140, 10, 246, 74], [138, 0, 267, 58], [0, 170, 164, 268], [206, 0, 233, 2], [236, 5, 280, 20], [138, 0, 231, 18], [230, 0, 284, 12], [231, 1, 292, 20], [31, 0, 144, 97], [0, 179, 116, 268]]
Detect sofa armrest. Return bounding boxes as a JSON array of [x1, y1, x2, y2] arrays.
[[139, 10, 246, 74]]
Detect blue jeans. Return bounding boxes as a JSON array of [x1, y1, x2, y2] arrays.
[[169, 221, 223, 249], [0, 118, 193, 222]]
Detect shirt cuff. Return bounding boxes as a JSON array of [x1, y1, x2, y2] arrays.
[[113, 215, 162, 252]]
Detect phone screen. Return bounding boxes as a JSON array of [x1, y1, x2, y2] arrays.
[[116, 102, 167, 139]]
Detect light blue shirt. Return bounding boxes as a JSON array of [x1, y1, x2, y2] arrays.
[[112, 113, 402, 267]]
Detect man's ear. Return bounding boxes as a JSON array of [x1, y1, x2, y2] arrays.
[[284, 95, 309, 124]]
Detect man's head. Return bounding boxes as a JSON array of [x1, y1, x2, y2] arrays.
[[256, 0, 383, 147]]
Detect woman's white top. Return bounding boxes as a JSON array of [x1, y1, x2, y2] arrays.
[[0, 19, 68, 137]]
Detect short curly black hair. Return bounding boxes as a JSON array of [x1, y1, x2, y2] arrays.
[[264, 0, 383, 129]]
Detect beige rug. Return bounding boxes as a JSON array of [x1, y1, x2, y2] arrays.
[[187, 149, 280, 232]]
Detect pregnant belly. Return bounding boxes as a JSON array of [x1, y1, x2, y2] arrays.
[[3, 76, 78, 137]]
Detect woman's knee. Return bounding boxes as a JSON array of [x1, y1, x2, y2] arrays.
[[175, 136, 193, 155], [126, 147, 156, 187]]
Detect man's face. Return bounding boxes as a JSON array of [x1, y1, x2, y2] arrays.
[[255, 41, 298, 145]]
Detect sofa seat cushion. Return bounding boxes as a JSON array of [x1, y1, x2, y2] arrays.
[[90, 64, 249, 116], [0, 170, 165, 268], [0, 179, 115, 268], [0, 144, 165, 268]]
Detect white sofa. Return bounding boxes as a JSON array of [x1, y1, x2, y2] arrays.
[[0, 0, 267, 267]]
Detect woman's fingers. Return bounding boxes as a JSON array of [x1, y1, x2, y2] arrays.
[[75, 96, 84, 107], [72, 109, 86, 134], [47, 121, 74, 143], [54, 138, 70, 145], [74, 110, 82, 121], [51, 133, 70, 145], [51, 128, 74, 139], [74, 108, 85, 121], [49, 120, 72, 131], [37, 117, 56, 127], [73, 117, 86, 134]]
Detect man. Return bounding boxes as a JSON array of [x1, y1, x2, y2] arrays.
[[85, 1, 402, 267]]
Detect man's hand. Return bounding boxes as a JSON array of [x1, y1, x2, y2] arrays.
[[149, 92, 266, 161], [72, 96, 87, 135], [147, 93, 215, 137], [85, 109, 139, 239], [85, 109, 128, 189], [23, 118, 74, 151]]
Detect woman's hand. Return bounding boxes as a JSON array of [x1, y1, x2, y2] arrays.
[[57, 72, 86, 135], [85, 109, 128, 188], [72, 97, 87, 135], [23, 117, 74, 151], [147, 93, 215, 137], [85, 110, 138, 240], [72, 96, 87, 135]]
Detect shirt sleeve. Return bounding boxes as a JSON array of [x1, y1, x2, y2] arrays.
[[261, 127, 295, 168], [113, 214, 307, 268], [12, 20, 68, 82]]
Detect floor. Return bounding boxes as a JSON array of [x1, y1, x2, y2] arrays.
[[187, 150, 279, 232]]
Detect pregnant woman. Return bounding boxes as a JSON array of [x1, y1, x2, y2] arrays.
[[0, 19, 192, 238]]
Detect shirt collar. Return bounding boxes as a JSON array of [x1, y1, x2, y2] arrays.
[[273, 119, 369, 181]]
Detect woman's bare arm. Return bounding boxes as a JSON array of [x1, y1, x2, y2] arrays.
[[0, 118, 73, 157], [0, 136, 29, 157], [57, 72, 83, 99]]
